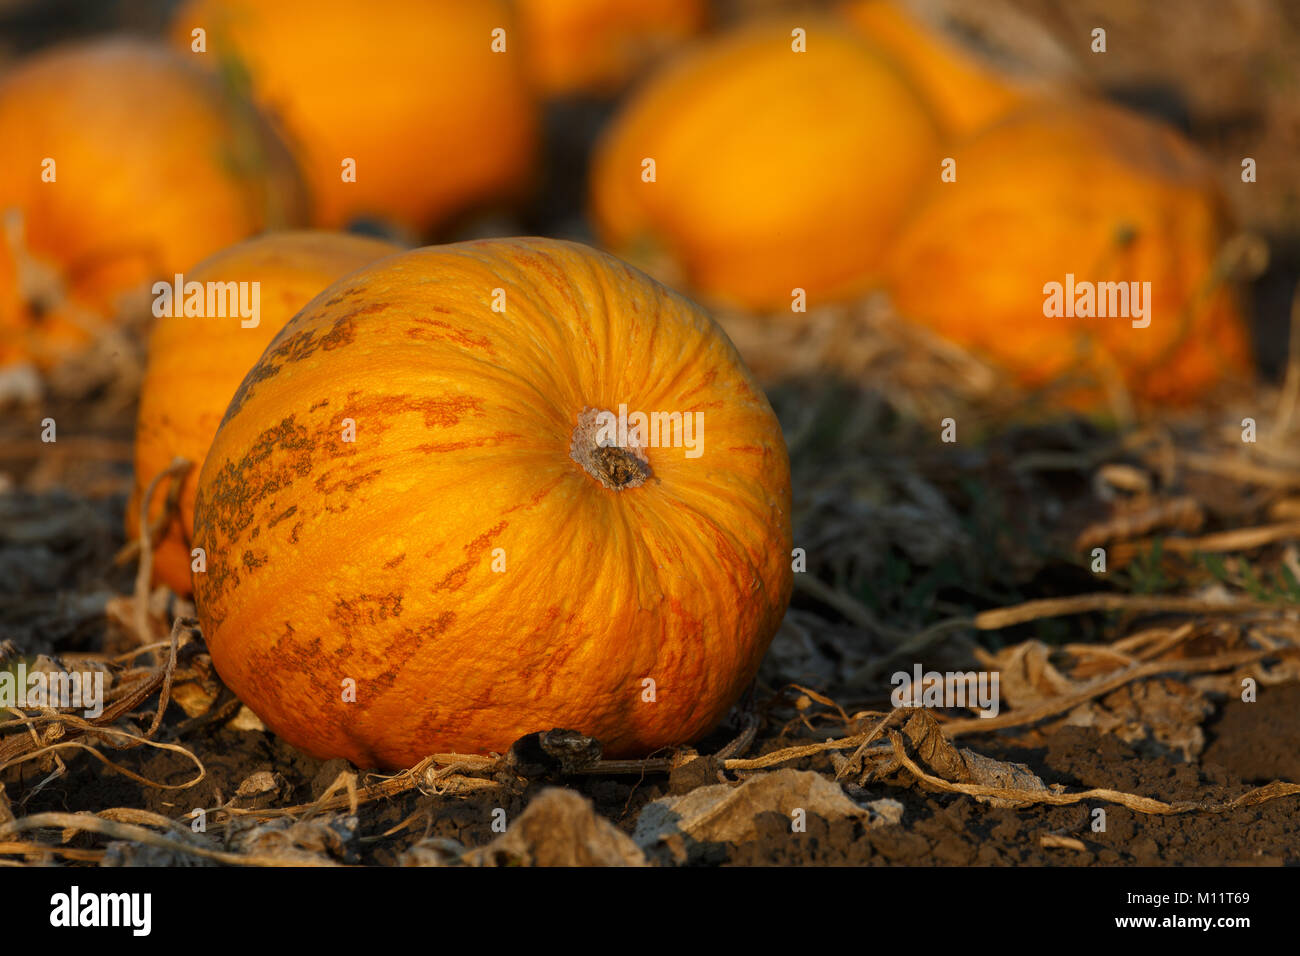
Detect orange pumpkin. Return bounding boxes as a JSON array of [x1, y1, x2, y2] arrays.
[[883, 98, 1253, 407], [517, 0, 708, 97], [0, 38, 306, 369], [838, 0, 1057, 138], [589, 18, 942, 311], [192, 237, 793, 768], [170, 0, 538, 233], [127, 231, 402, 596]]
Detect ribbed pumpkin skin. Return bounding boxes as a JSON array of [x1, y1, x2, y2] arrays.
[[589, 18, 942, 311], [0, 38, 305, 368], [517, 0, 707, 97], [127, 232, 401, 596], [192, 238, 793, 768], [170, 0, 538, 233], [883, 99, 1253, 407]]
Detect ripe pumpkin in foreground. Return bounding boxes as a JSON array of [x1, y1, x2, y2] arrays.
[[589, 18, 942, 311], [0, 38, 305, 369], [192, 237, 794, 768], [516, 0, 708, 97], [171, 0, 538, 233], [127, 231, 401, 596], [883, 98, 1253, 407]]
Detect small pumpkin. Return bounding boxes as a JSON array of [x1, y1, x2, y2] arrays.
[[589, 18, 943, 311], [192, 237, 793, 768], [170, 0, 538, 233], [516, 0, 708, 97], [883, 98, 1253, 407], [838, 0, 1062, 139], [0, 38, 306, 369], [127, 231, 402, 596]]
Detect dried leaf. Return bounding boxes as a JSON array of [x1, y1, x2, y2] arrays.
[[897, 710, 1048, 807], [228, 814, 359, 864], [230, 771, 291, 809], [464, 788, 645, 867], [1066, 677, 1213, 759], [634, 768, 899, 863]]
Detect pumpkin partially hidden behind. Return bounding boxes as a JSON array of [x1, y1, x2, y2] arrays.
[[171, 0, 538, 234], [883, 99, 1253, 408], [192, 237, 793, 768], [838, 0, 1066, 139], [589, 18, 942, 311], [127, 231, 401, 596], [516, 0, 708, 97], [0, 38, 305, 369]]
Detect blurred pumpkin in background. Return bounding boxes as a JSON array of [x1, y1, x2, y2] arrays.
[[170, 0, 538, 234], [589, 18, 943, 312], [883, 98, 1253, 408], [838, 0, 1070, 138], [0, 38, 305, 369], [127, 230, 401, 596], [516, 0, 708, 98]]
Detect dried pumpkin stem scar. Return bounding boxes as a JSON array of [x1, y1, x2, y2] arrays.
[[570, 406, 652, 490]]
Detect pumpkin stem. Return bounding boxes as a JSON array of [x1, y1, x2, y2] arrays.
[[570, 406, 652, 490]]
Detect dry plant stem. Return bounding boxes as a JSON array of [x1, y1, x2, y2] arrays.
[[310, 770, 360, 818], [1108, 521, 1300, 563], [573, 757, 673, 774], [723, 645, 1293, 778], [98, 806, 200, 835], [722, 737, 866, 772], [1074, 496, 1204, 551], [946, 646, 1295, 737], [144, 617, 185, 739], [1, 685, 143, 746], [794, 573, 908, 640], [1274, 280, 1300, 434], [787, 684, 850, 724], [369, 805, 431, 842], [0, 733, 205, 791], [0, 813, 337, 867], [1040, 834, 1087, 851], [713, 711, 760, 760], [1179, 450, 1300, 489], [973, 592, 1286, 630], [420, 760, 502, 796], [855, 617, 976, 683], [219, 754, 493, 820], [0, 618, 191, 781], [0, 842, 104, 863], [109, 641, 175, 663], [835, 709, 906, 781], [214, 747, 681, 825], [1112, 621, 1197, 658], [1062, 643, 1138, 671], [132, 457, 193, 648], [887, 730, 1300, 814], [114, 516, 176, 566]]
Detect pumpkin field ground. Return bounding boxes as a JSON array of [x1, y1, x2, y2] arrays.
[[6, 360, 1300, 865], [4, 0, 1300, 867]]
